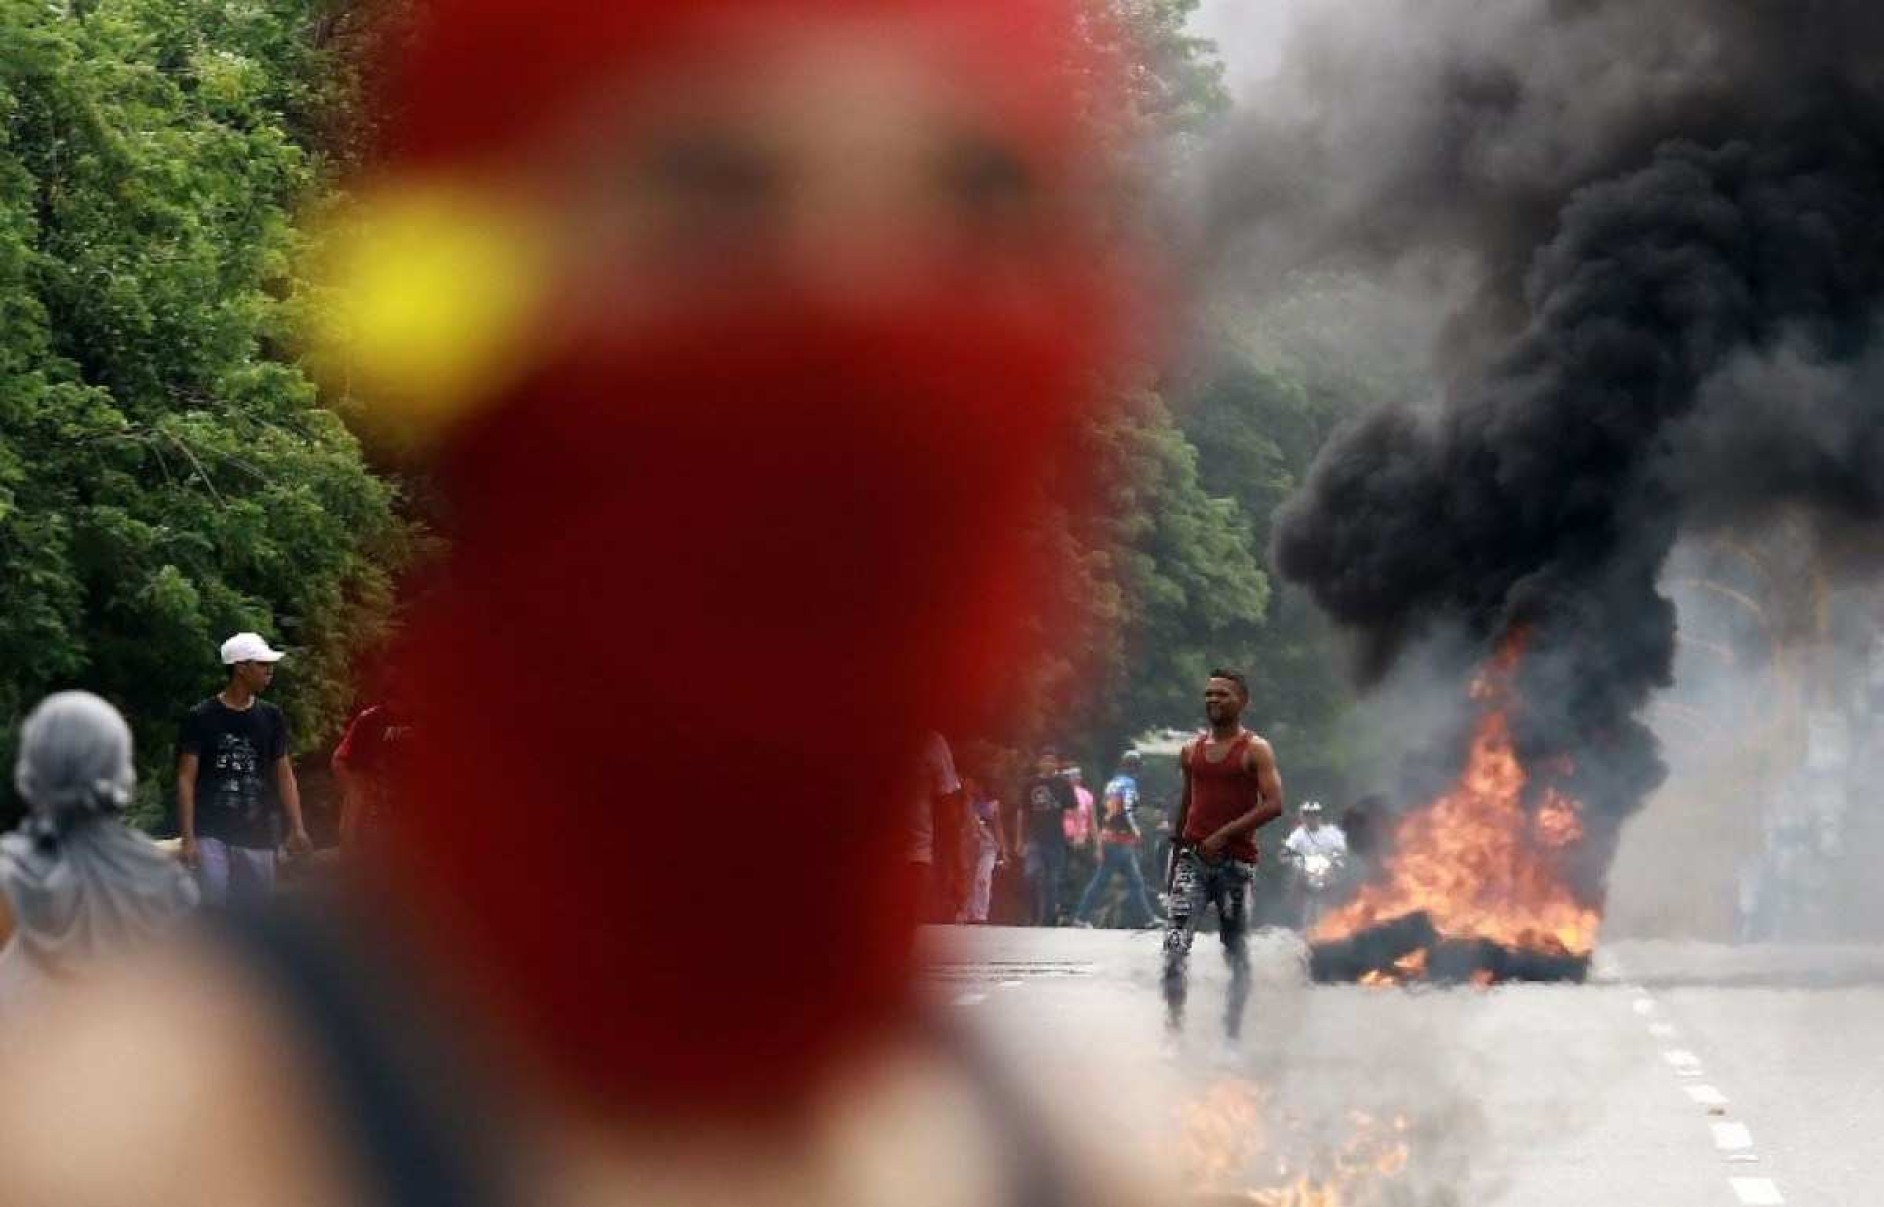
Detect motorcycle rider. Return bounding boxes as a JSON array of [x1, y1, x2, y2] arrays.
[[1282, 801, 1347, 861], [1281, 801, 1347, 929]]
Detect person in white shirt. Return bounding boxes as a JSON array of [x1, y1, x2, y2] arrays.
[[908, 731, 965, 921], [1282, 801, 1348, 860], [1282, 801, 1347, 930]]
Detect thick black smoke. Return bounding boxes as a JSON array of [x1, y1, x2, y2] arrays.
[[1234, 3, 1884, 906]]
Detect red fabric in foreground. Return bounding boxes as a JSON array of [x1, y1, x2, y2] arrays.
[[382, 0, 1104, 170], [389, 301, 1107, 1114], [374, 0, 1124, 1119]]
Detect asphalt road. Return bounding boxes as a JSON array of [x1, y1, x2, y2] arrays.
[[922, 927, 1884, 1207]]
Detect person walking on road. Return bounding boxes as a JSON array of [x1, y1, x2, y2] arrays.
[[957, 775, 1006, 923], [1018, 747, 1077, 926], [176, 633, 312, 907], [907, 730, 965, 922], [1163, 670, 1283, 1050], [1074, 751, 1162, 927], [0, 692, 197, 1017]]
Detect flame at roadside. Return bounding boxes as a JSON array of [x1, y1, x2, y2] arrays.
[[1312, 640, 1603, 974], [1180, 1078, 1412, 1206]]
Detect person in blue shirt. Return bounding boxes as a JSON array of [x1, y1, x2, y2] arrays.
[[1074, 751, 1162, 927]]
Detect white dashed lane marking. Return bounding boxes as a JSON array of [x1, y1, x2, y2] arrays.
[[1618, 976, 1783, 1206], [1728, 1176, 1785, 1205]]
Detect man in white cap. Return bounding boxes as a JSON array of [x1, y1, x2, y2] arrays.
[[175, 632, 312, 906]]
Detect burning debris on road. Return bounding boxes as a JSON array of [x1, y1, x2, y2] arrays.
[[1309, 637, 1600, 984]]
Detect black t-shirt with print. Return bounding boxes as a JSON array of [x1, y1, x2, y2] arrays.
[[1021, 773, 1077, 850], [179, 697, 289, 849]]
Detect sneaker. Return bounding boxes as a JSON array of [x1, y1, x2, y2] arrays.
[[1213, 1039, 1241, 1068], [1159, 1031, 1183, 1062], [1072, 920, 1094, 929]]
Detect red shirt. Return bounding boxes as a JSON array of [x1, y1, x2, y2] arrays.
[[1181, 732, 1263, 863]]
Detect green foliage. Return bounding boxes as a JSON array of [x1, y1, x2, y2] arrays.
[[1169, 278, 1438, 800], [1111, 0, 1231, 142], [1010, 11, 1424, 807], [0, 0, 406, 827]]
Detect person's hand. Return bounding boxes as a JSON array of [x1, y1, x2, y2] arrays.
[[1201, 832, 1227, 858], [285, 827, 314, 858], [179, 835, 199, 869]]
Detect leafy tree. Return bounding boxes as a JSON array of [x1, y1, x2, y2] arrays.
[[0, 0, 407, 827], [1172, 277, 1439, 799]]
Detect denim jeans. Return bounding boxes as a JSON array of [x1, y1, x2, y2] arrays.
[[1023, 842, 1067, 926], [195, 836, 276, 909], [1075, 843, 1160, 926], [1161, 850, 1254, 1037], [962, 841, 999, 922]]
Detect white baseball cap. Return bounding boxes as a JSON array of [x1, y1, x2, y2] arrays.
[[220, 632, 286, 665]]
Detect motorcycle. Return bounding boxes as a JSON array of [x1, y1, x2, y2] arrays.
[[1288, 848, 1346, 932]]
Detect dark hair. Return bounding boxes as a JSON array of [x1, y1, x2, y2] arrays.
[[1207, 667, 1249, 700]]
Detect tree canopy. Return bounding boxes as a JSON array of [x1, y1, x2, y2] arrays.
[[0, 0, 405, 825]]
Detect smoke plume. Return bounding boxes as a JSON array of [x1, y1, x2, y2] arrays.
[[1212, 0, 1884, 905]]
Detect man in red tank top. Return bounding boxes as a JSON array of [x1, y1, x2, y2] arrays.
[[1163, 668, 1285, 1051]]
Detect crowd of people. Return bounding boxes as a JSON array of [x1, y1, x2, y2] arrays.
[[917, 733, 1357, 938], [911, 739, 1164, 929]]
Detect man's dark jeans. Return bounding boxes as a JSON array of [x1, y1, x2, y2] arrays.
[[1076, 842, 1160, 926], [1024, 841, 1067, 926], [1161, 849, 1254, 1037]]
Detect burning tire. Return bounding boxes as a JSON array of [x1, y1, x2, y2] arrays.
[[1307, 910, 1589, 985]]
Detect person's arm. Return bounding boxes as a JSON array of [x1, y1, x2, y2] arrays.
[[269, 710, 311, 856], [1166, 748, 1193, 889], [278, 757, 311, 855], [1200, 737, 1284, 856], [333, 720, 361, 851], [176, 751, 200, 869], [334, 760, 361, 851], [994, 805, 1008, 862]]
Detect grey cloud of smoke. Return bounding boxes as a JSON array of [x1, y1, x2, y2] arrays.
[[1200, 1, 1884, 317], [1190, 0, 1884, 911]]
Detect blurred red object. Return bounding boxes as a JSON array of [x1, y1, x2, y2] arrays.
[[384, 0, 1105, 171], [372, 0, 1132, 1120]]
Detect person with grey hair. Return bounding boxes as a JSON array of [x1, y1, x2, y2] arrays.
[[0, 692, 198, 1012]]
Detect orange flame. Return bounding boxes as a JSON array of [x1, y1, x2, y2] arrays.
[[1313, 637, 1601, 970], [1179, 1080, 1412, 1206]]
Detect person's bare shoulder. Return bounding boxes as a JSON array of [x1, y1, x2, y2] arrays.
[[1243, 732, 1276, 770], [0, 937, 366, 1207]]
